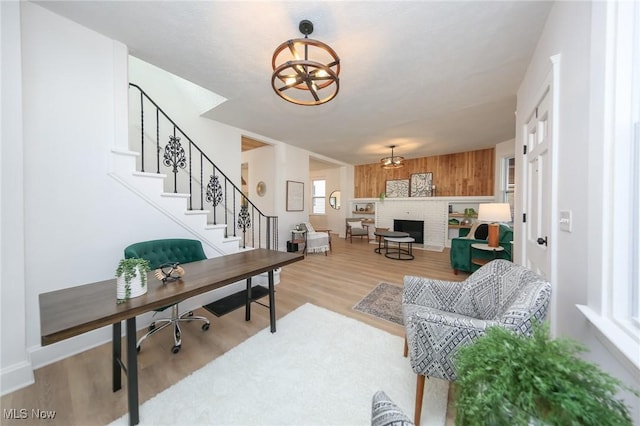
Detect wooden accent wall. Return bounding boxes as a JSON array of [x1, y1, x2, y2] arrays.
[[354, 148, 495, 198]]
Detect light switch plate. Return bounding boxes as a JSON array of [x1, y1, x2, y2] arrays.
[[559, 210, 572, 232]]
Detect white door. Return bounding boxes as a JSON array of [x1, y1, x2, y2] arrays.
[[523, 86, 552, 278]]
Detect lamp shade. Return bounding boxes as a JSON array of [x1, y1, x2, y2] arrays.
[[478, 203, 511, 248], [478, 203, 512, 223]]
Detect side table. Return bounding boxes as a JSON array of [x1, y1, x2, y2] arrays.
[[290, 229, 307, 254], [470, 243, 504, 267]]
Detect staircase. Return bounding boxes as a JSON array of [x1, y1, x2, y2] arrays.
[[109, 83, 278, 259]]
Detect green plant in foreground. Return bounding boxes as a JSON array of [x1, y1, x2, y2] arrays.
[[115, 258, 150, 304], [454, 323, 637, 426]]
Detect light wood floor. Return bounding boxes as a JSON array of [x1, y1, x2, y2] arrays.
[[1, 236, 467, 425]]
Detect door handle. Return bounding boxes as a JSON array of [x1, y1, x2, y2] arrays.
[[537, 236, 548, 246]]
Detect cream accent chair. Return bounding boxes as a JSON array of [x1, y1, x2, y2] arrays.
[[299, 222, 330, 255], [345, 218, 370, 243]]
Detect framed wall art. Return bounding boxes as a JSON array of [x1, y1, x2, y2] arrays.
[[410, 172, 433, 197], [286, 180, 304, 211], [385, 179, 410, 198]]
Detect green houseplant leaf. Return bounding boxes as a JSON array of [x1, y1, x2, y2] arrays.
[[454, 323, 637, 426]]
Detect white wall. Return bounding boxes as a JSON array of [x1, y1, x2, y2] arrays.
[[128, 56, 239, 186], [1, 0, 33, 393], [309, 167, 346, 236], [242, 145, 276, 215], [516, 1, 639, 420], [17, 0, 219, 374], [3, 3, 356, 394]]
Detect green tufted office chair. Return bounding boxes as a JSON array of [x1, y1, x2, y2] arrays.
[[124, 238, 210, 353]]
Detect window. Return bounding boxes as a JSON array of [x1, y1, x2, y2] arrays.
[[502, 156, 515, 222], [579, 0, 640, 369], [610, 0, 640, 336], [312, 179, 326, 214]]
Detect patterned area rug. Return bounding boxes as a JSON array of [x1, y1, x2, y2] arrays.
[[353, 282, 403, 325]]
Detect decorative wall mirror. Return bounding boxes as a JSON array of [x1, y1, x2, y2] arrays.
[[329, 190, 341, 209], [256, 181, 267, 197]]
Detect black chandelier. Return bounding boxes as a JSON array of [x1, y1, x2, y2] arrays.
[[381, 145, 405, 169], [271, 20, 340, 106]]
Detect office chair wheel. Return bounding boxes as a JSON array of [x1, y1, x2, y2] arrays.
[[202, 323, 210, 331], [148, 322, 156, 332], [171, 345, 181, 354]]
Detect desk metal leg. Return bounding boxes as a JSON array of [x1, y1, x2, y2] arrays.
[[268, 269, 276, 333], [126, 317, 139, 426], [245, 277, 252, 321], [112, 322, 121, 392]]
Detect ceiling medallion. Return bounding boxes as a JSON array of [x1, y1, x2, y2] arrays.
[[271, 20, 340, 106], [380, 145, 405, 169]]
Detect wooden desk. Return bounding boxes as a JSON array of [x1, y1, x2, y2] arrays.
[[39, 249, 304, 426]]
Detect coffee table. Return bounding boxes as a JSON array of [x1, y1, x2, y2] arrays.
[[384, 236, 415, 260], [374, 230, 410, 254]]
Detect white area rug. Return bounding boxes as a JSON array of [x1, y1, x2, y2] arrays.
[[110, 303, 448, 425]]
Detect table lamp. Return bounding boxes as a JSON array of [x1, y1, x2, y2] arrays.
[[478, 203, 512, 248]]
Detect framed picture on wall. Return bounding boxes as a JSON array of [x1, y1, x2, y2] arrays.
[[385, 179, 410, 198], [410, 172, 433, 197], [286, 180, 304, 211]]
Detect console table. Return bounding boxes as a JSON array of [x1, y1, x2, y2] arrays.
[[39, 249, 304, 426]]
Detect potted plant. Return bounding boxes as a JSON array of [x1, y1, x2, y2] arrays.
[[462, 207, 476, 226], [115, 258, 150, 303], [454, 323, 637, 425]]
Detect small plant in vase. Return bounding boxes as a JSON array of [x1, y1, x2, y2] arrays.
[[462, 207, 476, 226], [454, 323, 637, 426], [115, 258, 150, 304]]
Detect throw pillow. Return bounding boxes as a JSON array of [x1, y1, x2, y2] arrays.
[[474, 223, 489, 240], [304, 222, 316, 232], [466, 223, 479, 239], [349, 220, 363, 229], [349, 220, 362, 228]]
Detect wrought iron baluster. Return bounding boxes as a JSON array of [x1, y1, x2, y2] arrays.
[[163, 132, 186, 193], [156, 109, 160, 173], [238, 199, 251, 249], [205, 169, 223, 225], [200, 153, 204, 211], [188, 141, 193, 210], [140, 91, 145, 172]]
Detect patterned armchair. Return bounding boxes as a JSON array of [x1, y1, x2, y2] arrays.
[[402, 259, 551, 425]]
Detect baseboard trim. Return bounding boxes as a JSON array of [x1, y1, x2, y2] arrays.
[[1, 360, 35, 396]]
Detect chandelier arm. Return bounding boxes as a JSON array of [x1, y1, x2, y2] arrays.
[[287, 41, 300, 60], [304, 80, 320, 101]]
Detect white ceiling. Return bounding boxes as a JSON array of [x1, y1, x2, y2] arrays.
[[34, 1, 553, 166]]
